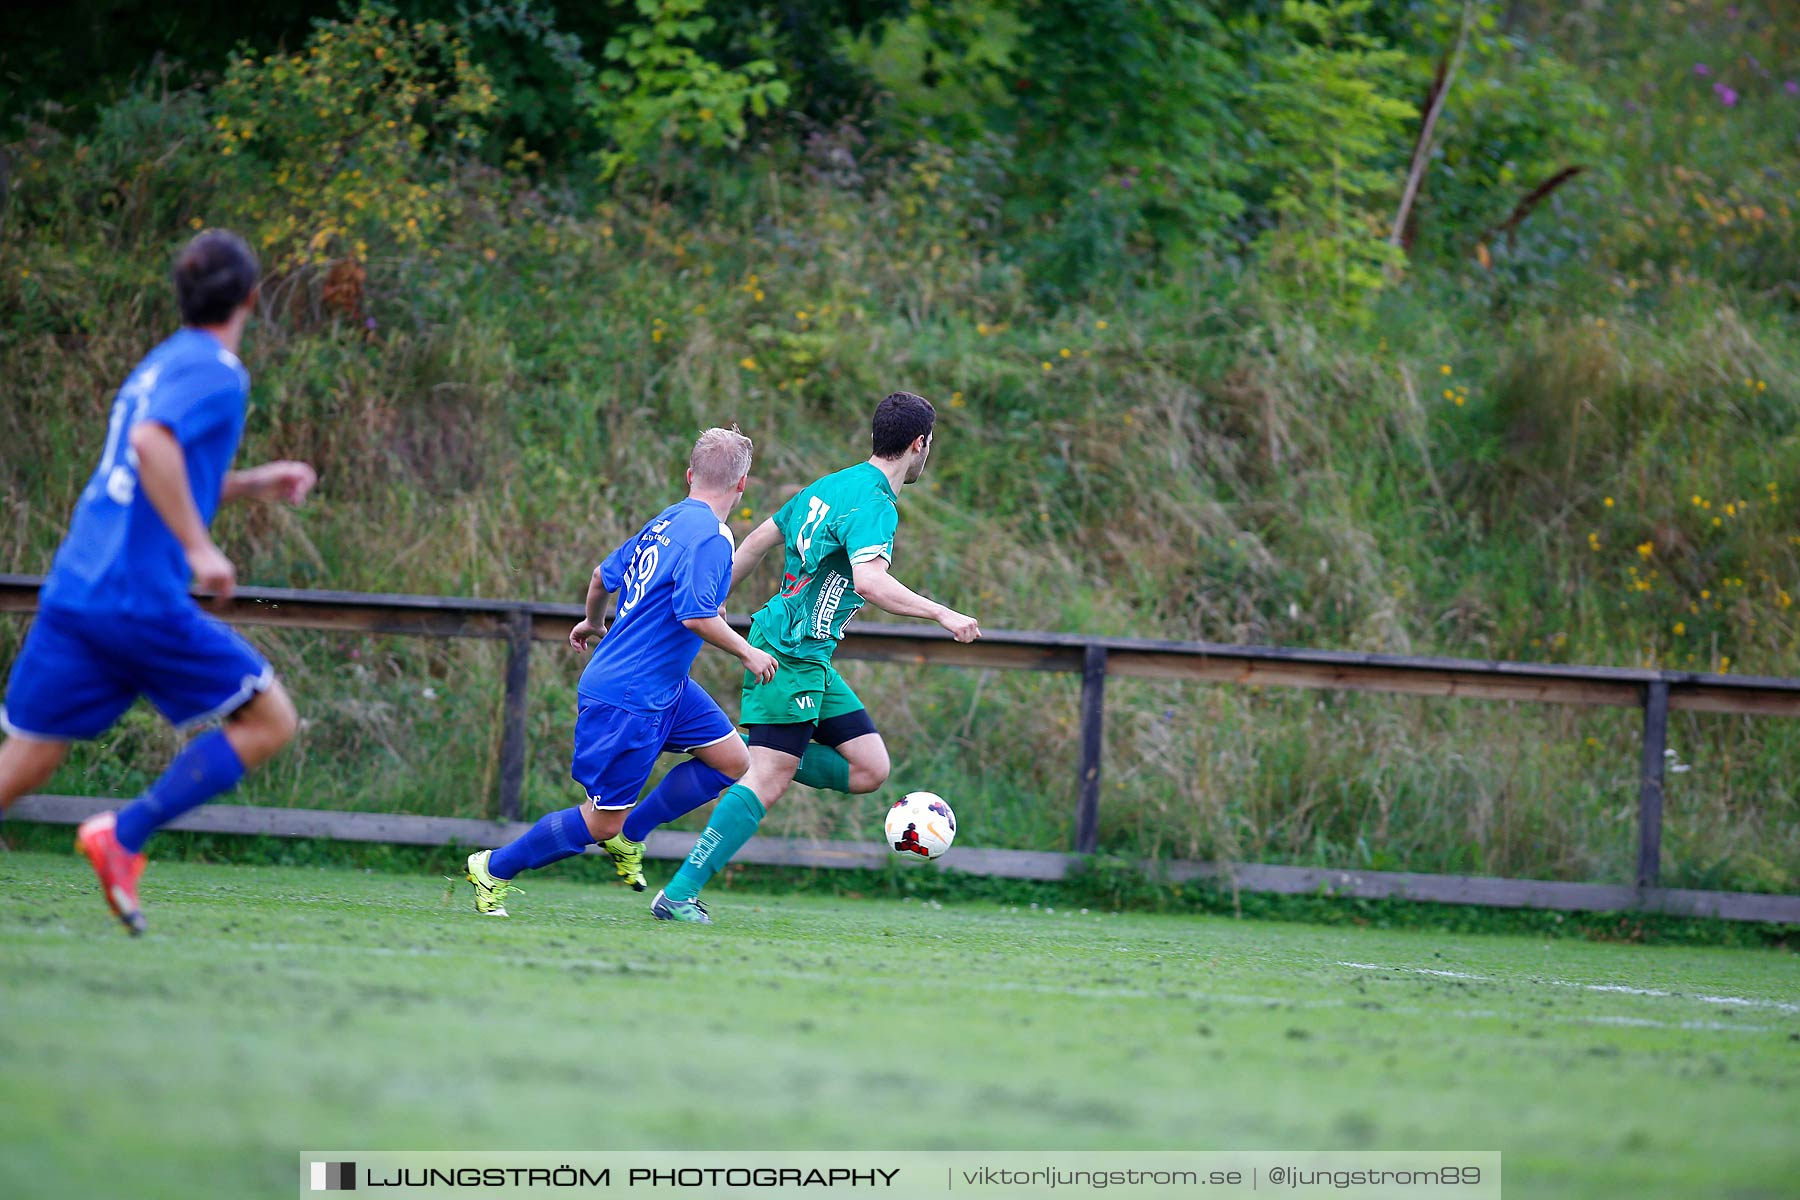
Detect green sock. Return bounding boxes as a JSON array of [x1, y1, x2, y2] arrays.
[[792, 742, 851, 792], [665, 784, 765, 902]]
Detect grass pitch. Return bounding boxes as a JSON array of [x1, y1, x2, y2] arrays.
[[1, 851, 1795, 1200]]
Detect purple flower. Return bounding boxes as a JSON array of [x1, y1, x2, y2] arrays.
[[1694, 63, 1711, 76], [364, 315, 378, 330], [1714, 82, 1739, 107], [1787, 80, 1800, 96]]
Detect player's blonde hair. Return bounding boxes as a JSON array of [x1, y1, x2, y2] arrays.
[[689, 425, 754, 490]]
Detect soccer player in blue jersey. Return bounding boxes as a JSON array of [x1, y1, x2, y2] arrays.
[[0, 230, 317, 934], [462, 427, 777, 917]]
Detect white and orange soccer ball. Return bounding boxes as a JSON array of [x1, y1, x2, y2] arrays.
[[884, 791, 956, 860]]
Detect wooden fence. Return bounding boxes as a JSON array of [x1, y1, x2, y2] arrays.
[[4, 574, 1798, 924]]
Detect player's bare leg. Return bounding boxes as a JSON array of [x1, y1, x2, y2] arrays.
[[738, 744, 800, 811], [692, 732, 751, 780], [220, 681, 299, 769], [0, 734, 70, 815], [0, 734, 70, 849], [831, 732, 890, 795]]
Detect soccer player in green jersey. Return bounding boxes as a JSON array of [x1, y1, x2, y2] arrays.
[[649, 391, 981, 923]]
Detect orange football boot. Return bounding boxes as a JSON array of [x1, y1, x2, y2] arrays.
[[75, 812, 147, 935]]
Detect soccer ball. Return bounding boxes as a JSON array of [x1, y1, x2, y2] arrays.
[[885, 791, 956, 860]]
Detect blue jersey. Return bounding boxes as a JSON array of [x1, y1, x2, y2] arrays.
[[578, 498, 735, 715], [39, 329, 251, 616]]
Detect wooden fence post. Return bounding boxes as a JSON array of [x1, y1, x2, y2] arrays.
[[1637, 678, 1670, 890], [497, 608, 533, 822], [1074, 644, 1108, 855]]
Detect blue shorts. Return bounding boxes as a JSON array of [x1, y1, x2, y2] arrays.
[[2, 604, 274, 741], [571, 678, 735, 810]]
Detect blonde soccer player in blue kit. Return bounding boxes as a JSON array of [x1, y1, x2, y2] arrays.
[[462, 428, 777, 915]]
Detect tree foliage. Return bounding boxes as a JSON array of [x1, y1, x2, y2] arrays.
[[584, 0, 789, 180], [1249, 0, 1417, 315], [212, 3, 500, 270], [998, 0, 1250, 294]]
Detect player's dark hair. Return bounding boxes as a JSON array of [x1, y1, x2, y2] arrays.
[[871, 391, 935, 459], [174, 230, 260, 326]]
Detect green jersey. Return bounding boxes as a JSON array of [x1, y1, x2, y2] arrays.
[[749, 462, 900, 663]]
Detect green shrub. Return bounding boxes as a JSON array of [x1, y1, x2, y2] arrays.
[[584, 0, 790, 181], [1249, 0, 1416, 318], [211, 3, 500, 271]]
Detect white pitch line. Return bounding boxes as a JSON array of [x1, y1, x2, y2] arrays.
[[1547, 979, 1800, 1014], [1579, 1014, 1775, 1033], [1339, 961, 1798, 1015], [1338, 960, 1488, 980]]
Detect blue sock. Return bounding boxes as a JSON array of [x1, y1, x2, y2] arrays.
[[488, 806, 594, 880], [114, 730, 246, 853], [622, 760, 733, 842]]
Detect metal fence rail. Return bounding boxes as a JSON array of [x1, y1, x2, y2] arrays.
[[4, 574, 1797, 923]]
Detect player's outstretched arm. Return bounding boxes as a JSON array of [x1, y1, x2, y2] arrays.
[[130, 420, 236, 602], [851, 557, 981, 643], [569, 567, 612, 651], [728, 518, 783, 597], [681, 615, 778, 684], [222, 460, 317, 505]]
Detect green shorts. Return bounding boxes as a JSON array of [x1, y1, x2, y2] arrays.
[[739, 627, 867, 728]]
